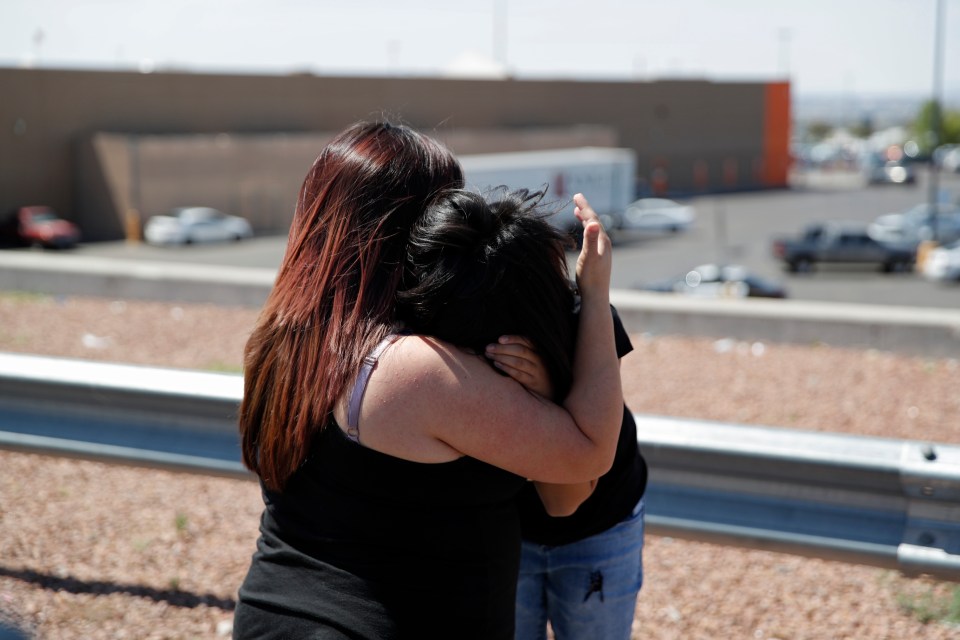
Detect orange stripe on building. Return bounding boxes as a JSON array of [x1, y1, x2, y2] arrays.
[[763, 82, 791, 187]]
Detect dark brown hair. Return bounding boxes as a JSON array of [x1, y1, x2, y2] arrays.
[[397, 188, 577, 401], [239, 122, 463, 491]]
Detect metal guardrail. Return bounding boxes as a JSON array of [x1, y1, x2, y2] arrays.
[[638, 417, 960, 580], [0, 352, 958, 581], [0, 352, 247, 478]]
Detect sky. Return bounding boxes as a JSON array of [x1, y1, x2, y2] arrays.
[[2, 0, 959, 101]]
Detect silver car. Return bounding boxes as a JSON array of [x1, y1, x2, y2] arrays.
[[620, 198, 695, 233], [868, 203, 960, 246], [144, 207, 253, 246]]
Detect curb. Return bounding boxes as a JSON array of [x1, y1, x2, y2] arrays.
[[2, 252, 959, 358], [610, 290, 960, 358]]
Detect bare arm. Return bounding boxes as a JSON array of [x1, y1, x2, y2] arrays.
[[557, 193, 623, 472], [533, 480, 598, 517], [354, 194, 622, 484], [486, 335, 600, 516]]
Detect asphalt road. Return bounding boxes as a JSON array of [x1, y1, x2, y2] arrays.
[[608, 168, 960, 309], [65, 167, 960, 311]]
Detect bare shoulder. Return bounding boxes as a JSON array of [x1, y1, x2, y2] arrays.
[[358, 334, 598, 482], [364, 333, 538, 442], [373, 334, 496, 408], [350, 334, 497, 462]]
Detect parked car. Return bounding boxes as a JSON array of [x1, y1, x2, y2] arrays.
[[619, 197, 695, 233], [921, 239, 960, 283], [861, 153, 916, 185], [640, 263, 788, 299], [868, 203, 960, 246], [933, 144, 960, 173], [772, 222, 915, 273], [144, 207, 253, 246], [0, 206, 81, 249]]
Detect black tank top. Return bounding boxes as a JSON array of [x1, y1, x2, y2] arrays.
[[517, 306, 648, 546], [234, 422, 526, 639]]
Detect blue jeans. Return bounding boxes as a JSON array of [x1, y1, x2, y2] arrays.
[[515, 499, 645, 640]]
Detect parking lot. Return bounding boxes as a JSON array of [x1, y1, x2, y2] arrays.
[[606, 168, 960, 309], [50, 167, 960, 311]]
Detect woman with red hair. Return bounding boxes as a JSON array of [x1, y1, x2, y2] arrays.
[[233, 122, 621, 639]]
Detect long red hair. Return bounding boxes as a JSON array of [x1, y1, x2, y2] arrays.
[[239, 122, 464, 491]]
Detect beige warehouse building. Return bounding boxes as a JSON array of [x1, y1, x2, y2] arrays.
[[0, 67, 790, 241]]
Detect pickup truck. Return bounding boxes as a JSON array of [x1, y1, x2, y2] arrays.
[[771, 223, 915, 273]]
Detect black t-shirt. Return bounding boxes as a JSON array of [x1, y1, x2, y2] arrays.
[[234, 424, 527, 639], [517, 306, 648, 547]]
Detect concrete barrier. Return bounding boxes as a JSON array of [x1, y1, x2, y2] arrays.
[[0, 251, 275, 307], [2, 251, 959, 358], [610, 290, 960, 359]]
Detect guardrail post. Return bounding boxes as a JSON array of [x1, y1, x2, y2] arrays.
[[898, 441, 960, 577]]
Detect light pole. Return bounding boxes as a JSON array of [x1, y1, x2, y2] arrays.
[[777, 27, 792, 78], [32, 29, 44, 67], [493, 0, 508, 71], [928, 0, 946, 242]]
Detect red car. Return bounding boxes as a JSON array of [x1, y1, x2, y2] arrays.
[[0, 206, 81, 249]]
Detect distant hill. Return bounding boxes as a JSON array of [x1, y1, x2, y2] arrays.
[[793, 91, 960, 130]]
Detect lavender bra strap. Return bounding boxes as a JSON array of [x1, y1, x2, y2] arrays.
[[346, 334, 400, 443]]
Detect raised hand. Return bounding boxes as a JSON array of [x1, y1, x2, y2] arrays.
[[573, 193, 612, 302]]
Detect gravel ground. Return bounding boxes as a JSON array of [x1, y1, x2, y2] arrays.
[[1, 291, 958, 639]]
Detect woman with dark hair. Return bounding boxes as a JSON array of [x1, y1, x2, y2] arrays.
[[233, 122, 622, 639], [424, 194, 648, 640], [397, 188, 578, 402]]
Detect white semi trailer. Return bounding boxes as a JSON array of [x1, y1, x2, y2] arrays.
[[458, 147, 637, 234]]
